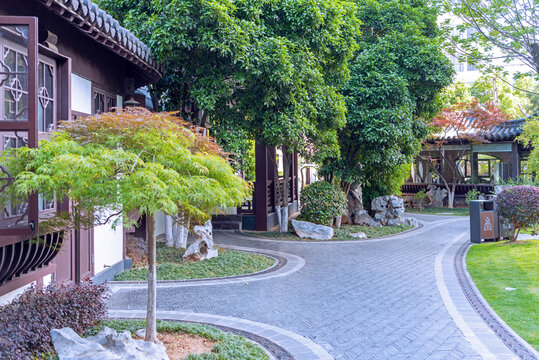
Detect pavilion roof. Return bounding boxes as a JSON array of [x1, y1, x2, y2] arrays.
[[37, 0, 162, 83], [433, 118, 526, 143]]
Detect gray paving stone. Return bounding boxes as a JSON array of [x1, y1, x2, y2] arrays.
[[108, 217, 487, 359]]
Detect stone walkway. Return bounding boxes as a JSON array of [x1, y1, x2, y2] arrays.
[[108, 215, 524, 360]]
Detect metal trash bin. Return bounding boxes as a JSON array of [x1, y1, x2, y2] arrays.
[[470, 199, 498, 243]]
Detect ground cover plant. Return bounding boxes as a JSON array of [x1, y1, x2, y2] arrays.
[[495, 186, 539, 241], [114, 244, 274, 281], [405, 206, 470, 216], [247, 224, 412, 241], [299, 181, 347, 226], [467, 240, 539, 350], [87, 319, 269, 360], [0, 282, 107, 359]]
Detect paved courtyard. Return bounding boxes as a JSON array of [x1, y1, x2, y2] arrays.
[[108, 215, 487, 359]]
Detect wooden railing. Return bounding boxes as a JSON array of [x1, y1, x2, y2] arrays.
[[401, 183, 495, 196]]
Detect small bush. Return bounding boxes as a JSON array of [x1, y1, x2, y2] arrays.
[[465, 188, 480, 205], [300, 181, 347, 226], [0, 281, 108, 359], [415, 189, 427, 210], [495, 185, 539, 241]]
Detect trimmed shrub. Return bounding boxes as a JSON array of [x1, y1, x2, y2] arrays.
[[0, 281, 108, 359], [495, 185, 539, 241], [300, 181, 347, 226]]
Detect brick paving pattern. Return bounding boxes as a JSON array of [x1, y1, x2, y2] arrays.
[[109, 216, 483, 359]]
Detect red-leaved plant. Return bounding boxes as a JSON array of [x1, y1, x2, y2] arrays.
[[495, 186, 539, 242], [0, 282, 108, 359]]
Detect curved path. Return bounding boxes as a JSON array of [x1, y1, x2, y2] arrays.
[[107, 215, 528, 360]]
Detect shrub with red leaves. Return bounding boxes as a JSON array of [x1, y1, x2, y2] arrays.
[[495, 185, 539, 241], [0, 281, 108, 359]]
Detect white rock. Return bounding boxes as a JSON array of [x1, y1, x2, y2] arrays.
[[505, 287, 517, 291], [183, 220, 217, 262], [403, 218, 418, 227], [52, 327, 170, 360], [291, 220, 334, 240], [350, 232, 367, 239], [371, 195, 406, 226]]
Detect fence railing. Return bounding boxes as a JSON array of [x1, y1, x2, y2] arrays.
[[401, 183, 495, 196]]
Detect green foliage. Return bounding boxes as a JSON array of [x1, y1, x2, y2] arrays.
[[0, 108, 250, 234], [415, 189, 427, 210], [299, 181, 347, 225], [114, 245, 274, 281], [519, 116, 539, 176], [465, 188, 480, 205], [97, 0, 361, 164], [90, 319, 270, 359], [362, 163, 412, 209], [320, 0, 453, 199]]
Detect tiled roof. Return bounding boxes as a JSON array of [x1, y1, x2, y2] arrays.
[[434, 118, 526, 142], [37, 0, 162, 83]]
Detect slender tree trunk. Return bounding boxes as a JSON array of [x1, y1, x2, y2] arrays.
[[145, 214, 158, 343], [281, 147, 291, 233]]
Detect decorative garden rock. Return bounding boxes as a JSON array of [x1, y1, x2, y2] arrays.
[[183, 220, 218, 262], [354, 210, 381, 228], [350, 231, 367, 239], [426, 186, 447, 207], [291, 220, 334, 240], [372, 195, 406, 226], [51, 327, 169, 360], [403, 217, 418, 227]]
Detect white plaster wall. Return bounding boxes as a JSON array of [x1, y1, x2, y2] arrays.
[[0, 282, 34, 306], [93, 215, 124, 275], [155, 211, 166, 237], [71, 73, 92, 114]]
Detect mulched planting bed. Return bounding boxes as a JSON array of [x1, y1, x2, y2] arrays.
[[246, 224, 413, 241], [84, 319, 270, 360], [467, 239, 539, 350], [113, 243, 275, 281]]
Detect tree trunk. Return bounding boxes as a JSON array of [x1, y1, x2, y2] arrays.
[[145, 213, 158, 343], [165, 215, 173, 247], [280, 147, 292, 233]]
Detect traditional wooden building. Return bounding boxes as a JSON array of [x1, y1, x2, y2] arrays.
[[0, 0, 161, 302], [403, 118, 531, 205]]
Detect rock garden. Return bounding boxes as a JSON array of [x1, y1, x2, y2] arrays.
[[247, 181, 416, 241]]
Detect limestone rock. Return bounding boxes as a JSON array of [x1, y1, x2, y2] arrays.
[[51, 327, 169, 360], [371, 195, 406, 226], [354, 210, 381, 228], [403, 218, 418, 227], [292, 220, 334, 240], [426, 186, 447, 207], [350, 232, 367, 239], [183, 220, 218, 262]]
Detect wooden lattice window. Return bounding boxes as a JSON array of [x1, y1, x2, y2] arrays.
[[93, 89, 116, 114]]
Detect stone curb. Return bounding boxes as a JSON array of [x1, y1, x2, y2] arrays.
[[107, 245, 305, 291], [107, 310, 334, 360], [455, 242, 539, 360], [435, 232, 539, 360]]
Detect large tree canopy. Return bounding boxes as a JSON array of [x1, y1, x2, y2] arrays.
[[321, 0, 453, 206], [97, 0, 360, 167]]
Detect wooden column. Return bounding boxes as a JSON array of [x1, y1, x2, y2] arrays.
[[471, 150, 479, 184], [255, 143, 269, 231], [268, 147, 277, 213]]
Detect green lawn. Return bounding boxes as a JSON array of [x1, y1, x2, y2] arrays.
[[86, 319, 269, 360], [467, 240, 539, 350], [405, 206, 469, 216], [246, 224, 412, 241], [113, 243, 274, 281]]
